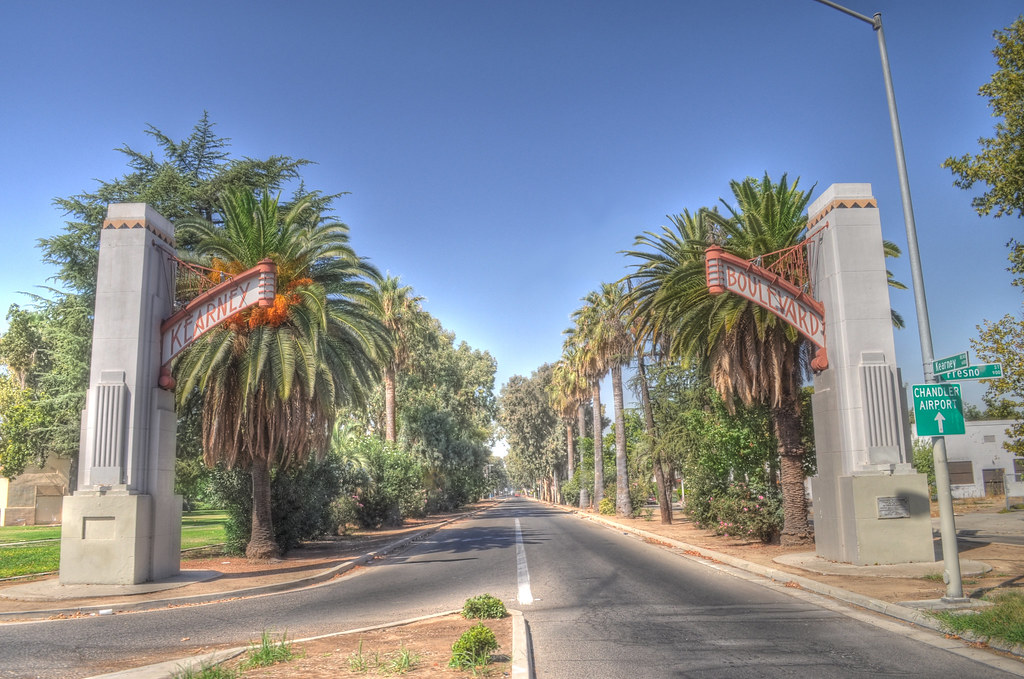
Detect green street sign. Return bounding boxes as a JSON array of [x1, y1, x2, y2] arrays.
[[913, 383, 965, 436], [933, 352, 969, 375], [936, 363, 1003, 382]]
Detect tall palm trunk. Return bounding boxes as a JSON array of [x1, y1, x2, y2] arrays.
[[578, 401, 589, 509], [772, 399, 812, 545], [636, 352, 672, 523], [247, 457, 279, 560], [566, 422, 575, 481], [592, 382, 604, 509], [612, 364, 630, 517], [384, 364, 397, 442]]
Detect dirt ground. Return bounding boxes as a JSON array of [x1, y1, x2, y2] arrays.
[[219, 613, 512, 678]]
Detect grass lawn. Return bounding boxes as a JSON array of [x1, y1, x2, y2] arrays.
[[0, 525, 61, 544], [0, 510, 229, 578], [0, 544, 61, 578], [935, 590, 1024, 646], [181, 510, 228, 550]]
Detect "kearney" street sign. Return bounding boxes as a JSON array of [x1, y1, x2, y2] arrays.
[[933, 352, 969, 375], [936, 363, 1004, 382], [912, 383, 965, 436]]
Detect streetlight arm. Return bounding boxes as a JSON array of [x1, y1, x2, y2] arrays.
[[811, 0, 875, 26]]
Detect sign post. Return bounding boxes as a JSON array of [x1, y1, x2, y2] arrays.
[[912, 383, 966, 437]]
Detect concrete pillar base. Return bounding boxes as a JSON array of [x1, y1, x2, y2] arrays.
[[813, 471, 934, 565], [59, 492, 181, 585]]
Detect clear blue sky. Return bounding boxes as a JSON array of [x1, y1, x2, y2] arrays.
[[1, 1, 1021, 414]]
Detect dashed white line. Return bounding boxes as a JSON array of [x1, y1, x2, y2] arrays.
[[514, 518, 534, 605]]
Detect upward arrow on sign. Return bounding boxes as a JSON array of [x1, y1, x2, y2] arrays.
[[934, 412, 946, 434]]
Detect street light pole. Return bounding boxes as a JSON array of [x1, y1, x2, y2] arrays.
[[812, 0, 964, 600]]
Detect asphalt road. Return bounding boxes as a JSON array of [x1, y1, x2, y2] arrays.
[[0, 507, 520, 678], [0, 498, 1021, 678], [514, 500, 1021, 678]]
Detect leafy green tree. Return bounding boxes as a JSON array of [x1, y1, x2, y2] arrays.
[[0, 375, 47, 478], [499, 365, 562, 499], [1, 116, 321, 485], [972, 313, 1024, 455], [943, 17, 1024, 221], [392, 315, 497, 511], [41, 113, 313, 302], [173, 189, 388, 559], [0, 306, 44, 389], [625, 175, 815, 545]]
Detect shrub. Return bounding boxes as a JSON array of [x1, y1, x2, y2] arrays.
[[560, 473, 580, 507], [211, 449, 360, 554], [697, 480, 783, 543], [598, 496, 616, 515], [353, 442, 424, 528], [448, 623, 498, 669], [461, 594, 507, 619]]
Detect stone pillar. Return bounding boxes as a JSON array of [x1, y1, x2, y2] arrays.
[[808, 184, 934, 565], [60, 204, 182, 585]]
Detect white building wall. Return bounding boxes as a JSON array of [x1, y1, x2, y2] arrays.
[[928, 420, 1021, 498]]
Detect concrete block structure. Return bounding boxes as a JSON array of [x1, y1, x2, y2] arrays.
[[807, 184, 934, 565], [59, 204, 182, 585]]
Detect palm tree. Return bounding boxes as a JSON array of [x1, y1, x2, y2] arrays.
[[884, 240, 907, 329], [572, 282, 634, 517], [562, 324, 600, 508], [625, 174, 815, 545], [374, 276, 425, 442], [558, 338, 591, 508], [623, 209, 710, 524], [548, 358, 584, 487], [174, 189, 388, 559]]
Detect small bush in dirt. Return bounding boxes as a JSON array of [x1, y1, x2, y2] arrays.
[[448, 623, 498, 669], [171, 663, 237, 679], [461, 594, 507, 619], [598, 496, 616, 515]]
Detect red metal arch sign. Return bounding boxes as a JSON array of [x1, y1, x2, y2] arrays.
[[705, 245, 828, 371], [160, 259, 277, 367]]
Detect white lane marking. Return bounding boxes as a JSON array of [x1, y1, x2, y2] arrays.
[[515, 518, 534, 605]]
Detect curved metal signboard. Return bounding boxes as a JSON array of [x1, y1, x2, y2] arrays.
[[705, 245, 828, 371], [160, 259, 276, 367]]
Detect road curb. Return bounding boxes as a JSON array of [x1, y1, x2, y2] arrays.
[[510, 608, 534, 678], [575, 510, 1024, 660], [0, 506, 489, 622]]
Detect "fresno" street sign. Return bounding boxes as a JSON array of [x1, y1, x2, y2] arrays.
[[936, 363, 1003, 382]]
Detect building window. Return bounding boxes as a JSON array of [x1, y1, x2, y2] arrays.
[[948, 460, 974, 485]]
